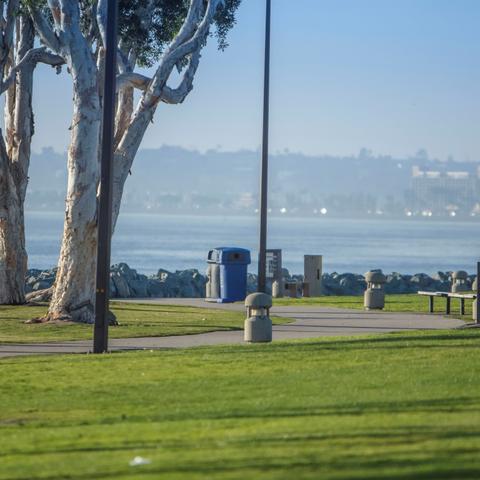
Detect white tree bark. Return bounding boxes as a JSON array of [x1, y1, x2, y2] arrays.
[[0, 6, 63, 306], [41, 5, 101, 323], [110, 0, 216, 226], [0, 12, 33, 304], [30, 0, 225, 322]]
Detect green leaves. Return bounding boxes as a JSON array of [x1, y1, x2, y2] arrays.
[[118, 0, 241, 67], [20, 0, 240, 67]]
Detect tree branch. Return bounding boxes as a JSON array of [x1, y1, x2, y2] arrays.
[[36, 50, 65, 68], [160, 51, 201, 104], [46, 0, 62, 30], [121, 0, 223, 154], [28, 6, 62, 53], [0, 0, 19, 73], [116, 72, 151, 92], [148, 0, 223, 102], [0, 47, 64, 94], [169, 0, 205, 51], [96, 0, 107, 47]]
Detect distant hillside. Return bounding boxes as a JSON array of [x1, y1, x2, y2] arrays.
[[26, 146, 479, 216]]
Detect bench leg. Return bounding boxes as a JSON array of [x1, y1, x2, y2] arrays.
[[460, 298, 465, 316], [446, 297, 451, 315], [429, 296, 434, 313]]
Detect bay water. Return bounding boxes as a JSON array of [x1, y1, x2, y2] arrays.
[[25, 212, 480, 276]]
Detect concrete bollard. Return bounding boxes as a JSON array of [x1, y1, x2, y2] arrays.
[[272, 280, 283, 298], [452, 270, 469, 293], [205, 264, 212, 299], [244, 293, 272, 343], [304, 255, 322, 297], [364, 271, 387, 310], [473, 277, 478, 322]]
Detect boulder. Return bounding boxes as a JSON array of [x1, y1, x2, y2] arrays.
[[24, 263, 474, 299], [146, 279, 166, 297], [111, 273, 131, 298], [385, 272, 414, 294]]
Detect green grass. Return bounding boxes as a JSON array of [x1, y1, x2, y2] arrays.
[[0, 302, 289, 344], [1, 294, 473, 344], [2, 329, 480, 479], [274, 293, 474, 319]]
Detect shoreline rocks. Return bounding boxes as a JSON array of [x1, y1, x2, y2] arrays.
[[24, 263, 475, 299]]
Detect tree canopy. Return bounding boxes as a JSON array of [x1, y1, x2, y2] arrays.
[[23, 0, 241, 67], [118, 0, 241, 67]]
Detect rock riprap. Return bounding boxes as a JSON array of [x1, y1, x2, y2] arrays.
[[24, 264, 474, 299]]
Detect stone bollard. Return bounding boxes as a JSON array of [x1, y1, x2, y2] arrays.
[[244, 293, 273, 343], [364, 271, 387, 310], [473, 277, 478, 322], [272, 280, 283, 298], [205, 264, 212, 299], [452, 271, 469, 293]]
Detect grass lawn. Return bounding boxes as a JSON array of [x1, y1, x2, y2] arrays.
[[1, 329, 480, 479], [0, 302, 289, 344], [0, 294, 473, 344], [275, 293, 474, 321]]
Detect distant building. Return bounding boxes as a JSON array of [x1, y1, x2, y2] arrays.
[[409, 165, 480, 216]]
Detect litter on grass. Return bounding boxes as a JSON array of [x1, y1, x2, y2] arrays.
[[129, 456, 151, 467]]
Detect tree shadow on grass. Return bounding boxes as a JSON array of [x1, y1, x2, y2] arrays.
[[134, 395, 480, 424], [11, 396, 478, 432], [6, 424, 480, 459], [113, 305, 237, 316], [201, 332, 480, 358], [7, 449, 480, 480]]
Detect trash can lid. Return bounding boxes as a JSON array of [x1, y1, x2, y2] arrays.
[[245, 292, 272, 308], [365, 271, 386, 283], [452, 270, 468, 280], [208, 247, 251, 265]]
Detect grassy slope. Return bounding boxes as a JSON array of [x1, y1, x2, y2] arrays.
[[0, 302, 289, 344], [1, 329, 480, 479]]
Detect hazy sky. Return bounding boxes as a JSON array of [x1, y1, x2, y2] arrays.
[[28, 0, 480, 160]]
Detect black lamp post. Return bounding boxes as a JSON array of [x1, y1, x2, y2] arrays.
[[93, 0, 118, 353], [476, 261, 480, 325], [258, 0, 271, 293]]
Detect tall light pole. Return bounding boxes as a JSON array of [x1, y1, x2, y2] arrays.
[[93, 0, 118, 353], [258, 0, 271, 293], [476, 261, 480, 325]]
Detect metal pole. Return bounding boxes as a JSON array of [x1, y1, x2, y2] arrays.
[[93, 0, 118, 353], [258, 0, 271, 293], [476, 261, 480, 324]]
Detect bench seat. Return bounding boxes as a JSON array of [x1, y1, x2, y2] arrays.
[[418, 291, 476, 315]]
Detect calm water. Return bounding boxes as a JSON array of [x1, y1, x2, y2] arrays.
[[25, 212, 480, 275]]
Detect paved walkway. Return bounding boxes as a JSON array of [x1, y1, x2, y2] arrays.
[[0, 299, 465, 358]]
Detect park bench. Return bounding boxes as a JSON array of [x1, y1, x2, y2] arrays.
[[418, 291, 476, 315]]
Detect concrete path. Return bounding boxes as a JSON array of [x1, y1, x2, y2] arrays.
[[0, 299, 465, 358]]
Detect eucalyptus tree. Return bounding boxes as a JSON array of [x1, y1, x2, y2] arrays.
[[0, 1, 61, 304], [27, 0, 240, 323]]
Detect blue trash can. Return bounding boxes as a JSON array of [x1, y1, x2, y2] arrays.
[[207, 247, 251, 303]]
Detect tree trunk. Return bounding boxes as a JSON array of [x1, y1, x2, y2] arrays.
[[0, 17, 35, 305], [0, 137, 27, 304], [38, 0, 221, 322], [112, 105, 158, 226], [46, 50, 101, 323]]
